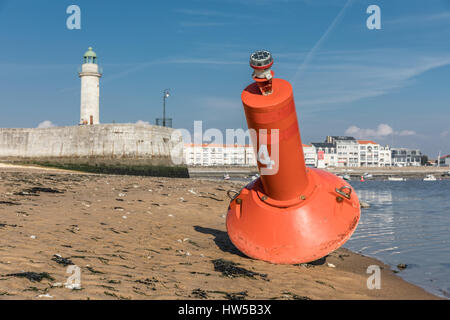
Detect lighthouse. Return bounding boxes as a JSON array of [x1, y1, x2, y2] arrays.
[[79, 47, 102, 125]]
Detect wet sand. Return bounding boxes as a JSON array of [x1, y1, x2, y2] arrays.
[[0, 164, 440, 300]]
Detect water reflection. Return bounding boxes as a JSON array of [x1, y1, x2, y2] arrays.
[[344, 180, 450, 299]]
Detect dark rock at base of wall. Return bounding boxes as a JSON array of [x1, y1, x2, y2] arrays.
[[2, 157, 189, 178]]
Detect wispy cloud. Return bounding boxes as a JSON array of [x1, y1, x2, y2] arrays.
[[103, 56, 243, 85], [291, 0, 354, 83], [0, 63, 77, 70], [179, 21, 228, 27], [167, 57, 243, 65], [175, 7, 257, 28], [59, 54, 244, 92], [176, 9, 223, 16], [386, 11, 450, 25], [289, 49, 450, 109], [175, 8, 253, 19]]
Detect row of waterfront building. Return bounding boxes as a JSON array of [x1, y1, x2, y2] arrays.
[[184, 136, 426, 168]]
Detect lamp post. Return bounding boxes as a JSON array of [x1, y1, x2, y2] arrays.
[[163, 89, 170, 127]]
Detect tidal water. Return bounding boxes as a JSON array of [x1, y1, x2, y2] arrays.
[[345, 180, 450, 299]]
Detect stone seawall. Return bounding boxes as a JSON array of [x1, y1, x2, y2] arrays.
[[0, 124, 188, 177]]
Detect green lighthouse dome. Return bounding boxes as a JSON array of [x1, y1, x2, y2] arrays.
[[83, 47, 98, 64]]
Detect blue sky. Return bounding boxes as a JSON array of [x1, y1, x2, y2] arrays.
[[0, 0, 450, 157]]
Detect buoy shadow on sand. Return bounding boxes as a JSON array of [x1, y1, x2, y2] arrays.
[[193, 225, 328, 266], [194, 226, 248, 258]]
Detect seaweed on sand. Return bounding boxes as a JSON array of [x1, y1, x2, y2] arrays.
[[51, 254, 74, 267], [5, 272, 54, 282], [212, 259, 268, 280]]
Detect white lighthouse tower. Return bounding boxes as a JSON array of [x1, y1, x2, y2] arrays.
[[79, 47, 102, 125]]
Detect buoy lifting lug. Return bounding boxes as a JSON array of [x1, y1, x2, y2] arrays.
[[335, 186, 352, 200], [227, 190, 240, 201]]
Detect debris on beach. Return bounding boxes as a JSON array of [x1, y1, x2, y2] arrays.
[[5, 272, 54, 282], [85, 266, 105, 274], [51, 254, 74, 267], [200, 195, 224, 202], [0, 200, 21, 206], [0, 223, 18, 228], [212, 259, 268, 280], [280, 291, 312, 300], [15, 187, 64, 196], [206, 289, 249, 300], [67, 225, 80, 234], [135, 277, 159, 288], [397, 263, 408, 270], [225, 291, 248, 300], [294, 256, 327, 268], [183, 238, 200, 247], [191, 288, 208, 299], [51, 282, 63, 288], [360, 201, 371, 208]]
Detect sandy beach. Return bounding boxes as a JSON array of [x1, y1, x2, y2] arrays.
[[0, 164, 440, 300]]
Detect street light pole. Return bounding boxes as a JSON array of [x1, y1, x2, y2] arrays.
[[163, 89, 170, 127]]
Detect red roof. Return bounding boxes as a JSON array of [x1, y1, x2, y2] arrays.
[[357, 140, 377, 145]]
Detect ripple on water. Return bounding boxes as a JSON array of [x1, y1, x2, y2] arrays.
[[344, 180, 450, 299]]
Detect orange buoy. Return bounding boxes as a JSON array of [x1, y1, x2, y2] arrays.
[[226, 50, 361, 264]]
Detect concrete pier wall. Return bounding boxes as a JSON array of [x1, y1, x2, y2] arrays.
[[0, 124, 184, 171]]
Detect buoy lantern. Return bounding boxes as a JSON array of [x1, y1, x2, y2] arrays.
[[226, 50, 361, 264]]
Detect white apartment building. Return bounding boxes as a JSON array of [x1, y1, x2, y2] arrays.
[[379, 146, 392, 167], [311, 143, 337, 168], [391, 148, 422, 166], [302, 144, 317, 167], [184, 144, 257, 166], [185, 138, 395, 168], [324, 136, 359, 167], [439, 155, 450, 167], [358, 140, 392, 167], [309, 137, 393, 168]]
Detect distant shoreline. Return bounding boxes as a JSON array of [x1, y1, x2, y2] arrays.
[[1, 162, 448, 180], [188, 166, 450, 179]]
